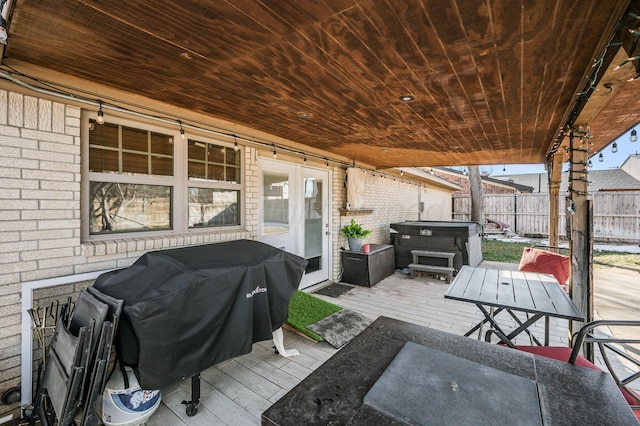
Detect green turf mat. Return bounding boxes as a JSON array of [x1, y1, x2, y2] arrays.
[[286, 290, 342, 341]]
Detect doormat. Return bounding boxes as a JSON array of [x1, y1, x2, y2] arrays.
[[313, 283, 354, 298], [308, 309, 374, 348]]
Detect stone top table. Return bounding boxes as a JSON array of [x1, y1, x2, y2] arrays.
[[262, 316, 636, 425]]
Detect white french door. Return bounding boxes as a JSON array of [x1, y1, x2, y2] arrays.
[[258, 159, 330, 289]]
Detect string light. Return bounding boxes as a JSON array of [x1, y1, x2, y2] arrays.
[[272, 144, 277, 158], [611, 142, 618, 153], [598, 153, 604, 162], [96, 101, 105, 125], [587, 159, 593, 168], [631, 129, 638, 142], [303, 155, 307, 163], [233, 135, 239, 151], [325, 157, 329, 168], [179, 120, 185, 139]]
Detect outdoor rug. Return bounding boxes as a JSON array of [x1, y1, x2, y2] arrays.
[[313, 283, 354, 298], [308, 309, 374, 348]]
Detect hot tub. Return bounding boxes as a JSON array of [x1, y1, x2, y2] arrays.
[[390, 221, 483, 271]]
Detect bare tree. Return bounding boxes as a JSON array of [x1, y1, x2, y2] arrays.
[[467, 166, 485, 224]]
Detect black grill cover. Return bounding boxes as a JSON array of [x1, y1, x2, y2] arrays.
[[93, 239, 307, 389]]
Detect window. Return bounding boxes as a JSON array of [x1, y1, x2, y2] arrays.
[[187, 139, 241, 228], [85, 116, 242, 238]]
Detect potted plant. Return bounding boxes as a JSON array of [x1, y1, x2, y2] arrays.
[[341, 219, 372, 252]]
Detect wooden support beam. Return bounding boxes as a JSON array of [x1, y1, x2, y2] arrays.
[[547, 152, 564, 251], [568, 130, 594, 341]]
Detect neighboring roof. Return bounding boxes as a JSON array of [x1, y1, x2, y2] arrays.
[[399, 168, 462, 192], [434, 167, 535, 192], [496, 169, 640, 193]]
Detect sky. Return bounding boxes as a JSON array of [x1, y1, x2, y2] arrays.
[[469, 128, 640, 176]]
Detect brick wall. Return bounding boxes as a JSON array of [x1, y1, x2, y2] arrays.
[[0, 89, 253, 418], [0, 88, 455, 418], [331, 169, 453, 280]]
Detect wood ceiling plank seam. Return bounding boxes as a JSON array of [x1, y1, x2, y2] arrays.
[[330, 5, 449, 149], [268, 10, 445, 155], [411, 0, 490, 157], [482, 0, 516, 158], [376, 0, 470, 150], [76, 0, 208, 62], [521, 0, 564, 160], [339, 1, 455, 146], [450, 0, 502, 158]]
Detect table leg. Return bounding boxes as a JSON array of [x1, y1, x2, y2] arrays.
[[504, 313, 544, 346], [464, 307, 505, 338]]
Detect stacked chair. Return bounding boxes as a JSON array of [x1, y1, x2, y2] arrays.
[[29, 287, 123, 426]]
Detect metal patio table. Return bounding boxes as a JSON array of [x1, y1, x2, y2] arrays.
[[444, 266, 584, 346]]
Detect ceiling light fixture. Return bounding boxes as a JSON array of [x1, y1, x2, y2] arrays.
[[611, 142, 618, 153], [598, 153, 604, 162], [96, 101, 105, 125], [631, 129, 638, 142], [399, 95, 414, 102], [298, 112, 310, 119]]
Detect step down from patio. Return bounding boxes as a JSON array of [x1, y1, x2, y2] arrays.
[[409, 250, 455, 282]]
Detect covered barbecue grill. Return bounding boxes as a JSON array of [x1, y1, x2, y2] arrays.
[[93, 239, 306, 415]]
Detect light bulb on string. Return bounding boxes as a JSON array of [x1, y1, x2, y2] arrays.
[[587, 159, 593, 168], [272, 144, 277, 158], [303, 155, 307, 164], [612, 142, 618, 153], [598, 153, 604, 162], [631, 129, 638, 142], [325, 157, 329, 168], [179, 121, 185, 139], [233, 136, 239, 151], [96, 101, 105, 125]]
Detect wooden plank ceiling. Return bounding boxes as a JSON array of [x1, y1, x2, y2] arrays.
[[2, 0, 640, 168]]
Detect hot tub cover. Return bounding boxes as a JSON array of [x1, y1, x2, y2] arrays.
[[93, 239, 307, 389]]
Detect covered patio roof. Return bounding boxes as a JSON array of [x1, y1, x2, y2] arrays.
[[2, 0, 640, 169]]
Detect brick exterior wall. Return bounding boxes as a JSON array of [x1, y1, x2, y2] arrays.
[[331, 169, 453, 280], [0, 88, 455, 418], [0, 90, 253, 418]]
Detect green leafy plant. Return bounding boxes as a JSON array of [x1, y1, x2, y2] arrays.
[[341, 219, 372, 239]]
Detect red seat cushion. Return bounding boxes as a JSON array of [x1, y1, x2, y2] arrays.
[[515, 346, 600, 370], [518, 247, 570, 285], [517, 346, 640, 413]]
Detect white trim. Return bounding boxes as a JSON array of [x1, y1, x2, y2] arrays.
[[20, 269, 114, 408]]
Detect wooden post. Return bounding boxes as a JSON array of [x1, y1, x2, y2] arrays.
[[568, 130, 593, 341], [547, 152, 564, 251]]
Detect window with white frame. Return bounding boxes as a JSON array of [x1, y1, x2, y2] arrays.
[[85, 116, 242, 237]]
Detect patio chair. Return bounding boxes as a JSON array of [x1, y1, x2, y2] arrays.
[[510, 320, 640, 422], [517, 244, 570, 291]]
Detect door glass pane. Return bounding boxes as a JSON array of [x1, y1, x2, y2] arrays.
[[304, 177, 323, 273], [262, 172, 289, 235]]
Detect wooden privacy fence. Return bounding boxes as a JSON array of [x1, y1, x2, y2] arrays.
[[453, 191, 640, 243]]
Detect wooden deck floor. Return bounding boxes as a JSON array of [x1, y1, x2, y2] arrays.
[[145, 266, 576, 425]]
